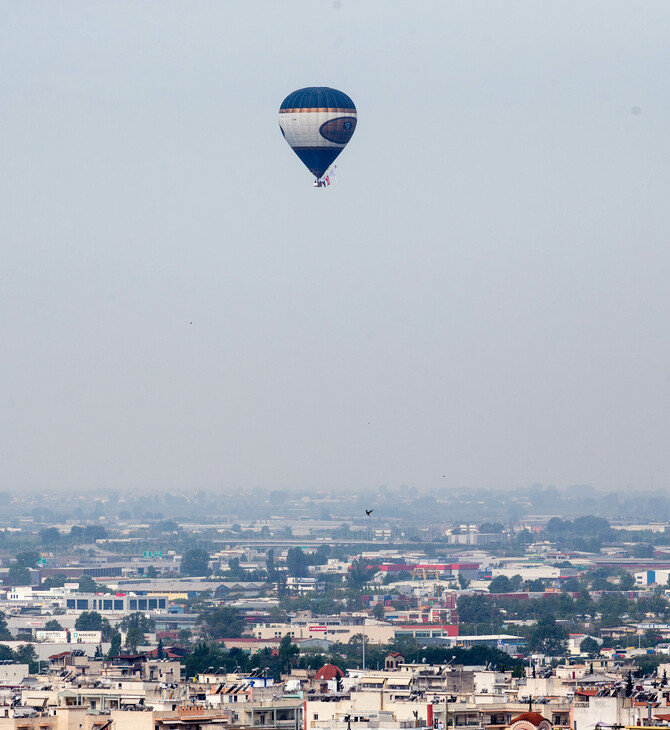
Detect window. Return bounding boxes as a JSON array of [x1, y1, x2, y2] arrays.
[[159, 599, 166, 608], [103, 600, 113, 610], [114, 600, 123, 610], [149, 599, 157, 609], [139, 599, 147, 610], [130, 599, 137, 610], [66, 599, 75, 609], [76, 599, 88, 609]]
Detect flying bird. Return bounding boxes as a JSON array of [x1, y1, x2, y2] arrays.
[[365, 509, 373, 516]]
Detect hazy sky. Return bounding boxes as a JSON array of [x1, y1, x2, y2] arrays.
[[2, 1, 670, 494]]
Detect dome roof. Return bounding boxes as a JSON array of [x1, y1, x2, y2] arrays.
[[314, 663, 344, 680], [510, 713, 550, 728]]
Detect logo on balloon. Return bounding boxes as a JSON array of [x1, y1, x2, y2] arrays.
[[319, 117, 357, 144]]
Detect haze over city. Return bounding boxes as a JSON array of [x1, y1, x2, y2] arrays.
[[2, 1, 670, 494]]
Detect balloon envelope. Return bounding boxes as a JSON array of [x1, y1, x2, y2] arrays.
[[279, 87, 357, 179]]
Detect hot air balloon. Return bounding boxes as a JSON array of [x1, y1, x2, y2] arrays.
[[279, 87, 357, 186]]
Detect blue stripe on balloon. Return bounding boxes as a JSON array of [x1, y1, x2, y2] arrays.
[[291, 147, 344, 178]]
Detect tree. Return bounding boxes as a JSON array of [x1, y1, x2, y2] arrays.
[[197, 607, 245, 640], [279, 633, 299, 672], [146, 565, 158, 579], [561, 578, 581, 592], [619, 572, 635, 591], [125, 626, 145, 652], [42, 574, 68, 589], [286, 547, 308, 578], [14, 644, 39, 673], [347, 558, 378, 590], [527, 615, 568, 655], [457, 594, 500, 625], [75, 611, 103, 631], [177, 629, 192, 645], [625, 671, 634, 697], [372, 602, 385, 620], [488, 575, 513, 593], [8, 564, 31, 586], [0, 612, 11, 640], [157, 638, 165, 659], [458, 574, 471, 590], [39, 527, 61, 545], [266, 549, 277, 581], [580, 637, 600, 657], [119, 612, 155, 633], [44, 619, 63, 631], [107, 629, 122, 658], [82, 525, 107, 542], [528, 579, 545, 592], [15, 551, 39, 568], [181, 548, 210, 576], [633, 544, 654, 559], [78, 575, 97, 593], [509, 575, 523, 591]]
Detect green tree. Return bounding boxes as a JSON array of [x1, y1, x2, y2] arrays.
[[632, 544, 654, 558], [181, 642, 226, 678], [457, 594, 500, 624], [0, 612, 11, 640], [286, 547, 308, 578], [39, 527, 61, 545], [527, 615, 568, 655], [580, 637, 600, 657], [279, 633, 299, 672], [197, 607, 245, 640], [266, 549, 277, 581], [107, 629, 122, 658], [372, 602, 385, 620], [561, 577, 581, 592], [14, 644, 39, 673], [8, 564, 31, 586], [458, 574, 471, 589], [619, 572, 635, 591], [125, 626, 145, 652], [181, 548, 210, 576], [44, 619, 63, 631], [75, 611, 103, 631], [626, 670, 634, 696], [509, 574, 523, 591], [146, 565, 158, 578], [15, 551, 39, 568], [177, 629, 192, 645], [488, 575, 513, 593], [347, 558, 378, 589], [82, 525, 107, 542], [78, 575, 97, 593], [119, 612, 155, 633], [42, 574, 68, 589]]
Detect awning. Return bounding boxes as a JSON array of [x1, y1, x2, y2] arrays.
[[387, 677, 413, 686]]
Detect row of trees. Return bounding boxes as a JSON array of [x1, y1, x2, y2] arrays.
[[179, 633, 524, 680]]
